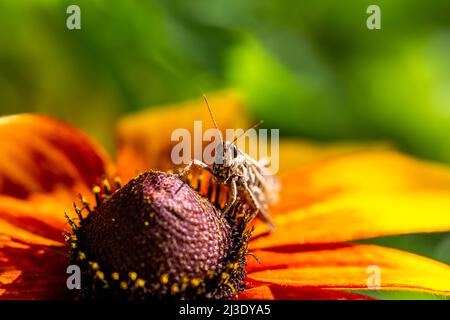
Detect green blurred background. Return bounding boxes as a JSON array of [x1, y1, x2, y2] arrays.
[[0, 0, 449, 299]]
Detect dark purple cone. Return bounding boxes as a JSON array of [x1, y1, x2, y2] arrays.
[[68, 171, 250, 299]]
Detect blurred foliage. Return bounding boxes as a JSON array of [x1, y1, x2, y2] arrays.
[[0, 0, 449, 299], [0, 0, 448, 160]]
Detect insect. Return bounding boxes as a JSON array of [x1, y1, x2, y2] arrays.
[[177, 95, 280, 229]]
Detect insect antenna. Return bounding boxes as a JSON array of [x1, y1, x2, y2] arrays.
[[203, 94, 223, 145], [231, 120, 264, 145]]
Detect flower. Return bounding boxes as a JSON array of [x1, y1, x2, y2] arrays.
[[66, 170, 252, 299], [1, 92, 450, 299]]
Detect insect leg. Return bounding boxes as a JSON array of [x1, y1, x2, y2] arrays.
[[175, 159, 214, 194], [243, 182, 275, 231], [177, 159, 213, 177], [223, 178, 238, 216]]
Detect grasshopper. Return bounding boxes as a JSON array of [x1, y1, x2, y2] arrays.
[[177, 95, 280, 229]]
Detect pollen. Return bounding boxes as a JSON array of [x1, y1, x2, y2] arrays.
[[90, 262, 99, 270], [120, 282, 128, 290], [160, 274, 169, 284], [114, 177, 122, 188], [171, 284, 179, 294], [191, 278, 200, 287], [103, 179, 111, 194], [80, 196, 88, 205], [95, 271, 105, 280], [111, 272, 119, 281], [128, 272, 138, 281], [136, 279, 146, 288]]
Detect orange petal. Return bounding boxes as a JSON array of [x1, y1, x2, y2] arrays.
[[278, 139, 390, 173], [251, 150, 450, 247], [246, 244, 450, 295], [0, 196, 67, 246], [236, 285, 373, 300], [0, 114, 114, 200], [116, 91, 248, 180], [0, 244, 70, 299]]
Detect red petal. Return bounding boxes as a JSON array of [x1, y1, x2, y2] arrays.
[[0, 195, 68, 244], [0, 114, 113, 200], [236, 285, 374, 300], [0, 244, 70, 299]]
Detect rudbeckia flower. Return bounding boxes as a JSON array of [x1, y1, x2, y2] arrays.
[[1, 92, 450, 300]]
